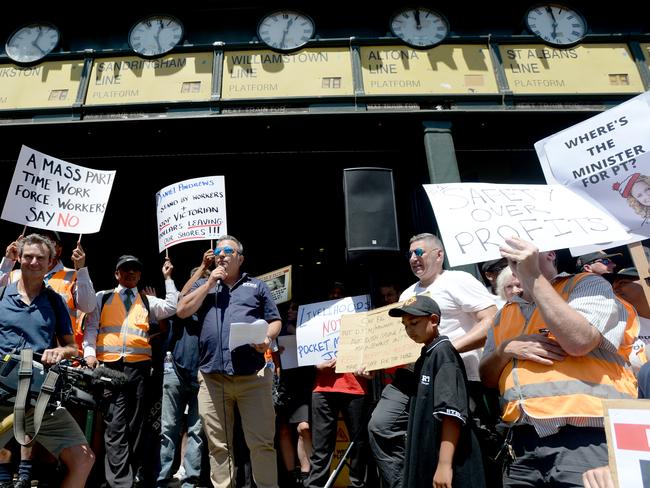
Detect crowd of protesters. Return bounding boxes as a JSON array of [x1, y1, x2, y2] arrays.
[[0, 229, 646, 488]]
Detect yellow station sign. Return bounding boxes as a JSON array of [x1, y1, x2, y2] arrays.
[[360, 45, 499, 95], [499, 44, 644, 94], [85, 53, 213, 105], [222, 48, 354, 99], [0, 61, 84, 110]]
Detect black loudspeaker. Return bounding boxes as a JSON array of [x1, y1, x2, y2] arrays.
[[343, 167, 400, 253]]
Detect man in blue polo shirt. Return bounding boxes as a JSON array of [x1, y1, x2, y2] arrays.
[[177, 235, 281, 488], [0, 233, 95, 488]]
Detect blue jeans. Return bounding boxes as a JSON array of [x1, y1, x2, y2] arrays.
[[157, 367, 204, 488]]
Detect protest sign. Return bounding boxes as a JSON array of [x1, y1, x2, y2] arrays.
[[256, 265, 292, 304], [277, 335, 299, 370], [296, 295, 370, 367], [335, 302, 421, 373], [603, 399, 650, 488], [423, 183, 630, 267], [535, 91, 650, 238], [156, 176, 227, 252], [1, 145, 115, 234]]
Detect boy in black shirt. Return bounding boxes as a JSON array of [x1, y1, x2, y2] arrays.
[[389, 295, 485, 488]]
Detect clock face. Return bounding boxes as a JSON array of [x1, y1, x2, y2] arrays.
[[129, 15, 184, 57], [5, 23, 60, 64], [257, 10, 315, 51], [525, 4, 587, 46], [390, 8, 449, 48]]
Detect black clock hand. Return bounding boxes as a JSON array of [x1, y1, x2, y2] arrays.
[[414, 9, 422, 29], [281, 18, 294, 48], [31, 27, 45, 53], [545, 6, 559, 39], [153, 21, 163, 51]]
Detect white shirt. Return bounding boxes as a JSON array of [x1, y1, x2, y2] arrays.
[[82, 281, 179, 358], [400, 269, 496, 381]]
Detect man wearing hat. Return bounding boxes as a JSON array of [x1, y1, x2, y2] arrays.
[[389, 295, 486, 488], [575, 250, 620, 275], [604, 267, 650, 371], [368, 233, 497, 488], [83, 255, 178, 488], [481, 258, 509, 308]]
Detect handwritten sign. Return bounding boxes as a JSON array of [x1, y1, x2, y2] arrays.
[[536, 91, 650, 239], [1, 145, 115, 234], [296, 295, 370, 367], [335, 302, 421, 373], [423, 183, 630, 267], [156, 176, 227, 252], [256, 265, 292, 305], [603, 399, 650, 488]]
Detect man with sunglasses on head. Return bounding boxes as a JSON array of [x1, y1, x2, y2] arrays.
[[82, 254, 178, 488], [575, 250, 620, 276], [368, 232, 498, 488], [176, 235, 281, 488]]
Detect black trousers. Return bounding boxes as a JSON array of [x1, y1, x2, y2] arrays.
[[305, 392, 369, 488], [102, 360, 151, 488], [367, 384, 409, 488]]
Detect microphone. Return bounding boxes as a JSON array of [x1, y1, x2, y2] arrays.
[[91, 366, 129, 387]]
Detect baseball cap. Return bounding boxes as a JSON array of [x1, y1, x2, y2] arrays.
[[603, 267, 640, 283], [388, 295, 441, 318], [115, 255, 143, 271], [481, 258, 507, 273], [575, 251, 621, 270]]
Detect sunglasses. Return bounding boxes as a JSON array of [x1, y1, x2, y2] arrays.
[[592, 258, 612, 265], [407, 248, 440, 258], [214, 246, 237, 256]]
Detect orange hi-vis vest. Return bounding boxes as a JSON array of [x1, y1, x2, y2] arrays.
[[97, 290, 151, 362], [492, 273, 637, 424], [9, 268, 83, 352], [616, 296, 647, 365]]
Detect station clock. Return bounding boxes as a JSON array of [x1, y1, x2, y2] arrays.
[[5, 22, 60, 64], [525, 4, 587, 46], [128, 15, 184, 58], [389, 7, 449, 48], [257, 10, 315, 52]]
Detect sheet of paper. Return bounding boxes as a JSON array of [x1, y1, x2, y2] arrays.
[[229, 319, 268, 350], [277, 335, 299, 370]]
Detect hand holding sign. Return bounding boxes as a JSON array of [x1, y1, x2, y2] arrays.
[[71, 241, 86, 270], [4, 235, 23, 261]]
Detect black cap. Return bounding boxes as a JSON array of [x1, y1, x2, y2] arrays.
[[482, 258, 508, 273], [388, 295, 441, 318], [116, 255, 143, 271], [603, 267, 640, 283], [575, 251, 621, 270]]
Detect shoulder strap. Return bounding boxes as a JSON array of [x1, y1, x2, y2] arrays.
[[100, 289, 150, 315], [0, 286, 5, 301], [139, 291, 150, 315], [12, 349, 59, 446], [100, 289, 115, 314]]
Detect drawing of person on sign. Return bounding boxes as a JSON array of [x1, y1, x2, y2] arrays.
[[612, 172, 650, 226]]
